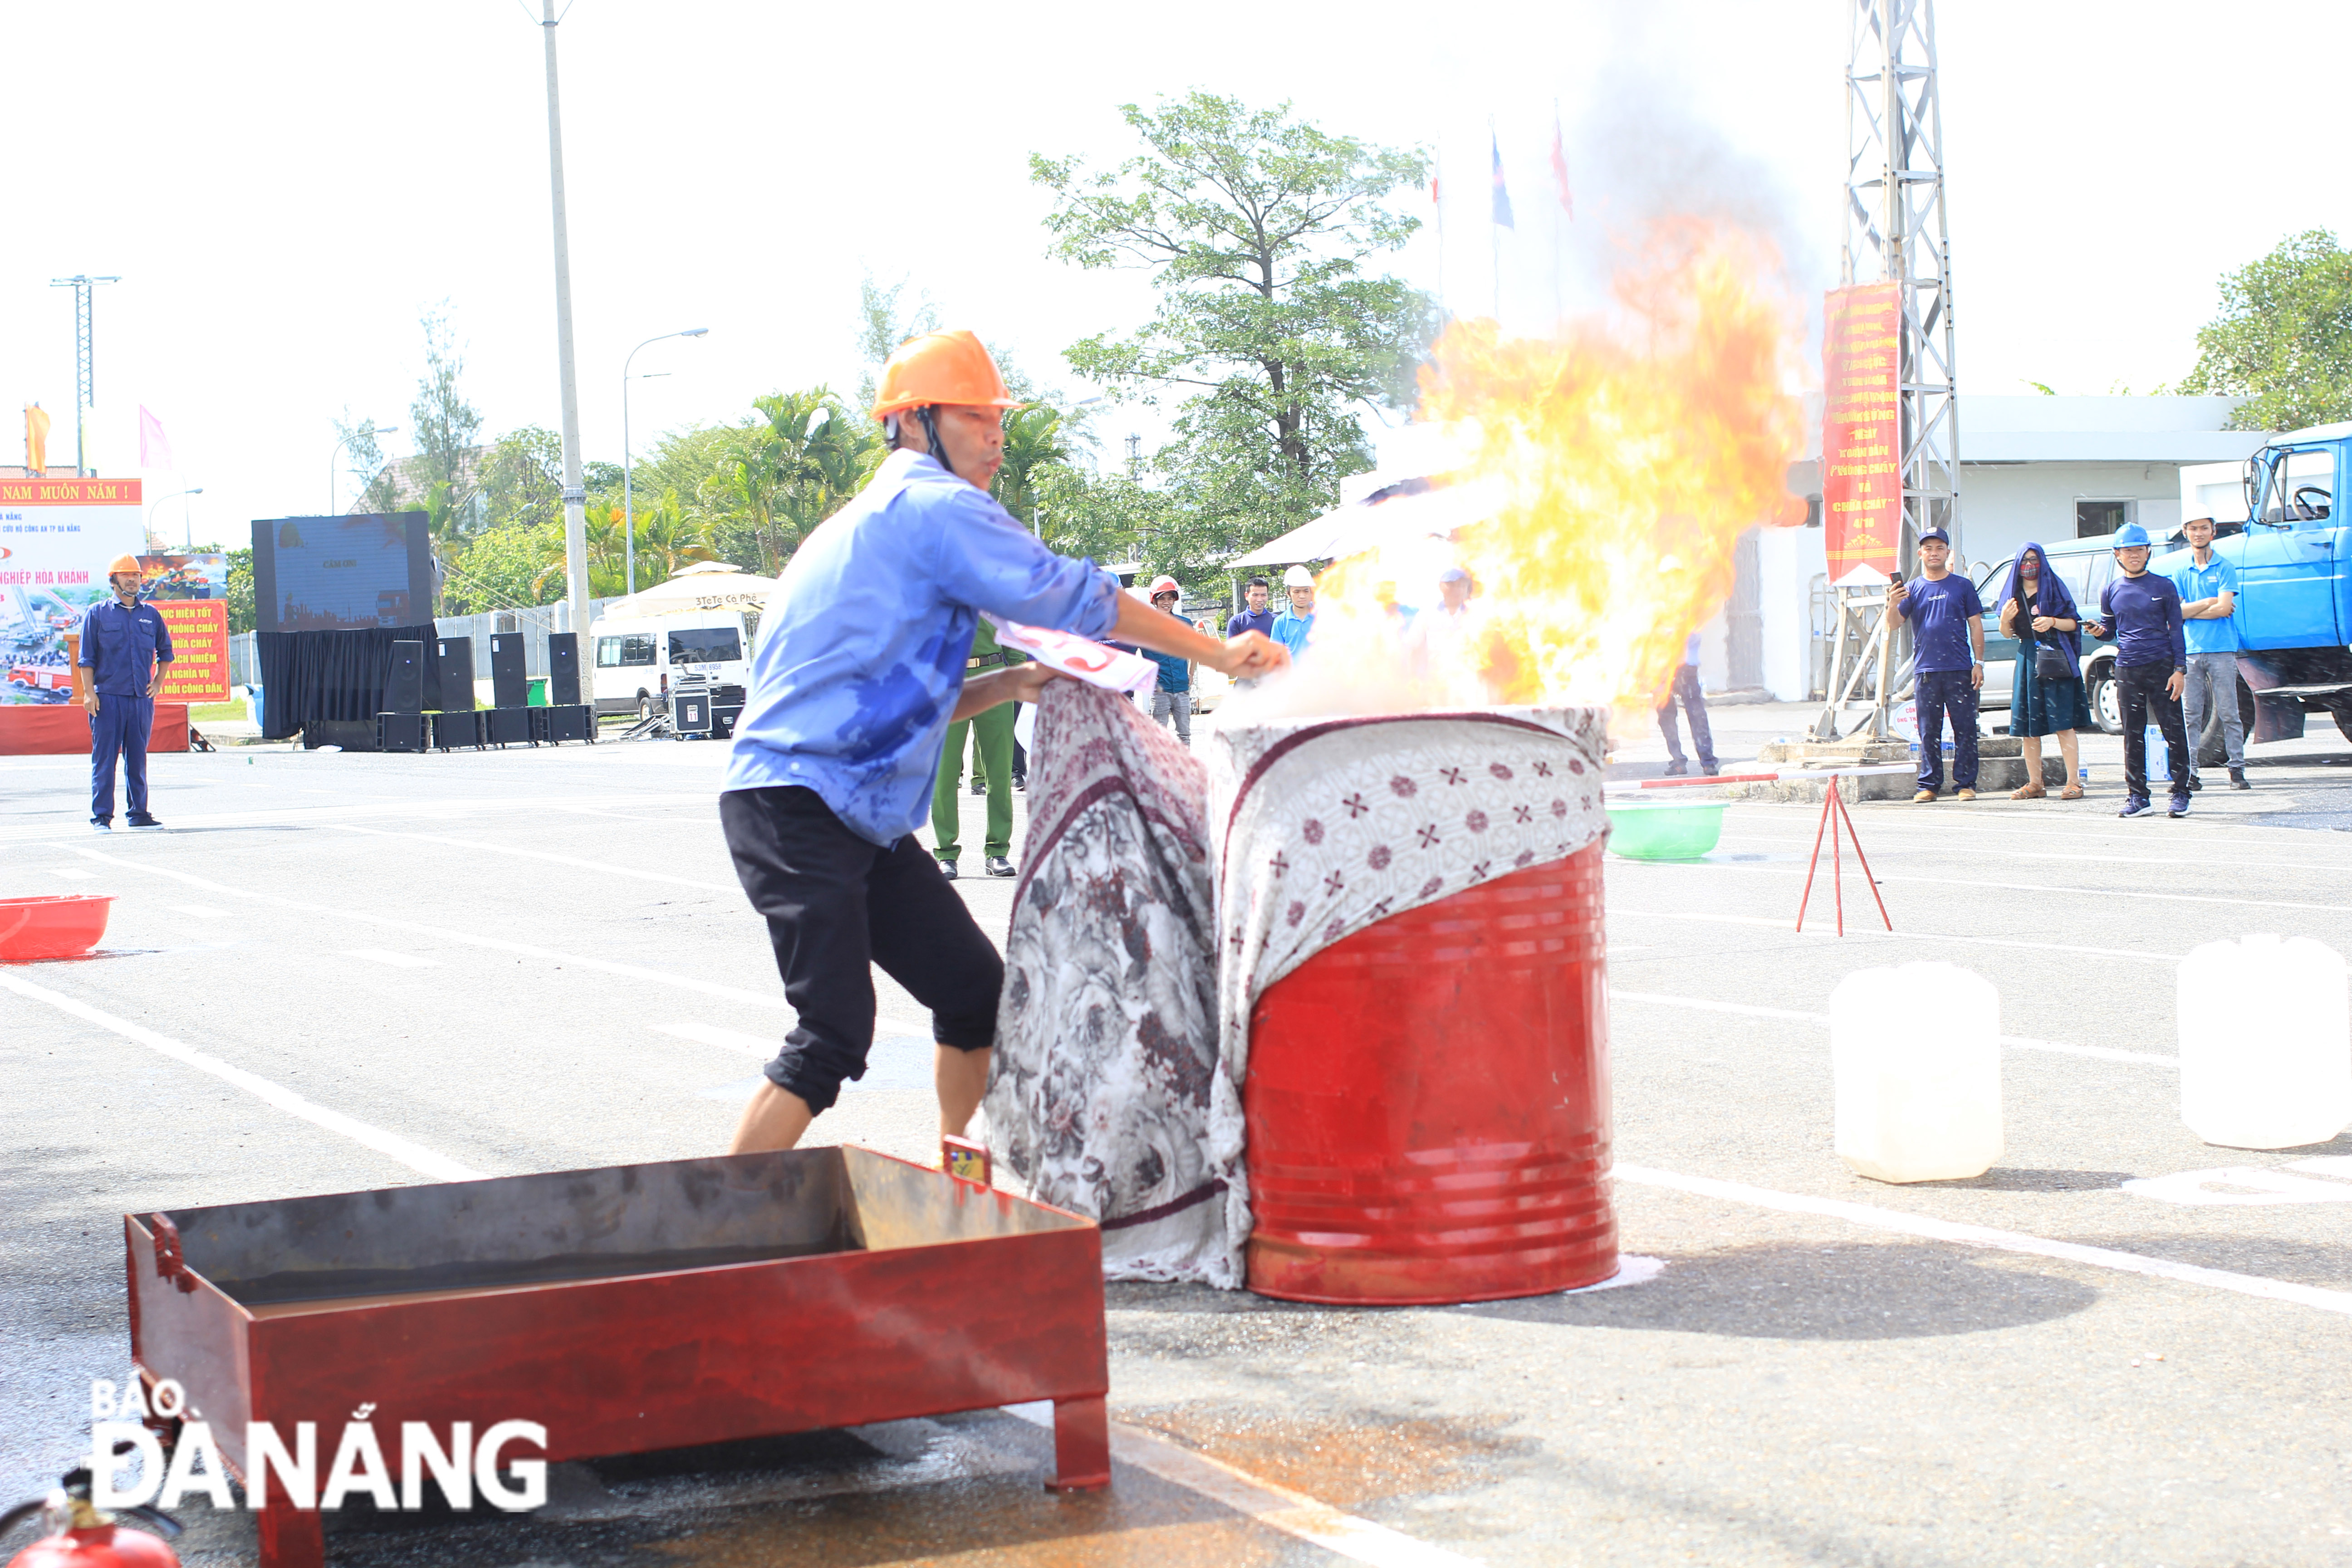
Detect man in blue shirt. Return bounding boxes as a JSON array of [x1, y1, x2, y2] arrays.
[[77, 553, 173, 832], [719, 330, 1285, 1157], [2171, 515, 2247, 791], [1271, 564, 1316, 657], [2086, 522, 2190, 817], [1226, 578, 1274, 641], [1882, 528, 1985, 801], [1141, 575, 1195, 744]]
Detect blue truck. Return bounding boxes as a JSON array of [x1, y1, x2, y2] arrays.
[[1967, 424, 2350, 756]]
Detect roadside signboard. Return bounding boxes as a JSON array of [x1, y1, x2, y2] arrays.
[[0, 477, 144, 706], [1822, 284, 1903, 585], [153, 599, 231, 703]]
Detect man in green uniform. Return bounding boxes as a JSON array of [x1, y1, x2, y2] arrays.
[[931, 617, 1021, 878]]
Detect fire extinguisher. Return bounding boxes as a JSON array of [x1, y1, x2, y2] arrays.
[[1, 1458, 182, 1568]]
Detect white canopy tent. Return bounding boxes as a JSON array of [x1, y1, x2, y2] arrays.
[[1226, 477, 1501, 570], [596, 561, 783, 621]]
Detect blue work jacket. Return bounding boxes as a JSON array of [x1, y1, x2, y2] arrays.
[[77, 598, 174, 696]]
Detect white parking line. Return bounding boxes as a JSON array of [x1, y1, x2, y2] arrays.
[[333, 823, 738, 893], [1609, 906, 2182, 963], [1610, 990, 2177, 1066], [0, 972, 482, 1183], [1617, 1163, 2352, 1319], [49, 868, 95, 880], [74, 848, 799, 1013], [1002, 1403, 1483, 1568], [341, 948, 441, 969]]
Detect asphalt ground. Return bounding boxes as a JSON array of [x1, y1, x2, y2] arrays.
[[6, 702, 2352, 1566]]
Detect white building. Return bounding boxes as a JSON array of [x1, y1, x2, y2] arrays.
[[1734, 396, 2271, 701]]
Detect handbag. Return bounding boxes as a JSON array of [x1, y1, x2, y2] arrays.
[[2034, 641, 2071, 682]]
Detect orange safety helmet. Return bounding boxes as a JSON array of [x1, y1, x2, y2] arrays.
[[870, 330, 1023, 421], [106, 554, 142, 577]]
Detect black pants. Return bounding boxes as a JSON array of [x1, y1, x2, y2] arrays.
[[2118, 662, 2190, 803], [1655, 665, 1715, 768], [720, 786, 1002, 1113]]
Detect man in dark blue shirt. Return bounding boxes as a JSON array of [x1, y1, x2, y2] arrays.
[[77, 552, 174, 832], [2085, 522, 2190, 817], [1882, 528, 1985, 802], [1225, 577, 1276, 693]]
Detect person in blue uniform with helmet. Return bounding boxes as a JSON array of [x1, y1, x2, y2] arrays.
[[718, 330, 1289, 1157], [78, 553, 173, 832]]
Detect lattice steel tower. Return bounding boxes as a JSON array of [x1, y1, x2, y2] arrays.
[[49, 274, 120, 478], [1843, 0, 1957, 564]]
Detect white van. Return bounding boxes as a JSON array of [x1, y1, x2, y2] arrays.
[[591, 611, 756, 723]]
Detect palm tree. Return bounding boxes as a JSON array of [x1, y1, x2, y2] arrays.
[[993, 405, 1072, 529]]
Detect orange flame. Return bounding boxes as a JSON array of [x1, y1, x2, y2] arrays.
[[1297, 221, 1806, 720]]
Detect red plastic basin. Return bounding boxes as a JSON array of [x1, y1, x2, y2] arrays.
[[0, 893, 115, 961], [1244, 844, 1617, 1304]]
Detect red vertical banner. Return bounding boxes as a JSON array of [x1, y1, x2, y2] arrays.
[[151, 600, 231, 703], [1822, 284, 1903, 584]]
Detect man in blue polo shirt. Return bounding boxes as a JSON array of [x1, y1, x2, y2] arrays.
[[1271, 564, 1316, 657], [77, 552, 173, 833], [2171, 515, 2247, 791], [717, 330, 1286, 1158], [1883, 528, 1985, 802], [2085, 522, 2190, 818]]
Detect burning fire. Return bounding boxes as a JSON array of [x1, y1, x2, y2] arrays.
[[1289, 221, 1805, 719]]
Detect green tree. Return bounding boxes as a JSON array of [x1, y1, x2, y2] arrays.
[[407, 304, 485, 558], [477, 426, 565, 533], [443, 521, 563, 612], [2181, 229, 2352, 431], [1033, 93, 1435, 570], [223, 546, 255, 634], [856, 272, 941, 412], [992, 404, 1074, 528], [330, 411, 395, 514]]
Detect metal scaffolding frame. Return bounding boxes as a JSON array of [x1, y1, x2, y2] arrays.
[[48, 274, 119, 479], [1814, 0, 1958, 741]]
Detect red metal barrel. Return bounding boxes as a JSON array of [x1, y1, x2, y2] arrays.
[[1243, 844, 1616, 1303]]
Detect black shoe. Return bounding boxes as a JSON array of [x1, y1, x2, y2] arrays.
[[89, 818, 112, 833], [2185, 773, 2203, 792], [1663, 761, 1689, 777], [126, 815, 164, 831], [1014, 776, 1027, 792], [985, 856, 1016, 877], [969, 779, 985, 795], [1701, 762, 1720, 777], [938, 859, 959, 881], [2230, 767, 2250, 790]]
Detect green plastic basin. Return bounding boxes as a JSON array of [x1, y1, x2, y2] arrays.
[[1604, 799, 1726, 861]]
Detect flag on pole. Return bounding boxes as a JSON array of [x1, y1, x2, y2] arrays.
[[1550, 115, 1574, 218], [1490, 133, 1514, 229], [24, 403, 50, 475], [138, 405, 175, 470]]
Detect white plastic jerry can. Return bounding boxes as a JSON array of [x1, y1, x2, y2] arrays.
[[1831, 963, 2004, 1183], [2178, 934, 2352, 1149]]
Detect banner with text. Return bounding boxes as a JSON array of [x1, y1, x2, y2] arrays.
[[153, 599, 231, 703], [1822, 284, 1902, 586], [0, 477, 144, 705]]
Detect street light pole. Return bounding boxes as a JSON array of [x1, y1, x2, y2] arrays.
[[537, 0, 591, 648], [49, 274, 119, 477], [329, 426, 399, 515], [147, 487, 204, 549], [622, 328, 709, 598]]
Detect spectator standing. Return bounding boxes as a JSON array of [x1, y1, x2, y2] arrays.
[[78, 552, 173, 832], [1270, 564, 1316, 658], [2084, 522, 2190, 818], [1227, 578, 1277, 692], [1141, 575, 1195, 744], [1997, 542, 2089, 800], [1883, 527, 1986, 802], [2171, 515, 2248, 791], [1655, 631, 1718, 777], [931, 617, 1022, 877]]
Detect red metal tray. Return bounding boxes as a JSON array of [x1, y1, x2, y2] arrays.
[[126, 1147, 1109, 1567]]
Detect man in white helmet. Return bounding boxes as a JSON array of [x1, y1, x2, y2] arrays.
[[1270, 564, 1317, 659]]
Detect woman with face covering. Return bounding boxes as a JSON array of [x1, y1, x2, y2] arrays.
[[1999, 542, 2090, 799]]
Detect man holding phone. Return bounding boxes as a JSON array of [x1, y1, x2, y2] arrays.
[[2084, 522, 2190, 818], [1883, 527, 1985, 802]]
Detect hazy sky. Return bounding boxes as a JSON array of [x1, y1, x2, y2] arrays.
[[3, 1, 2339, 550]]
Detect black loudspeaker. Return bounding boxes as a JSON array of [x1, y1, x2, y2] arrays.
[[484, 707, 534, 747], [386, 641, 424, 714], [547, 632, 581, 707], [531, 704, 592, 744], [489, 633, 528, 708], [435, 637, 475, 710], [376, 712, 426, 753], [432, 710, 482, 750], [303, 718, 378, 751]]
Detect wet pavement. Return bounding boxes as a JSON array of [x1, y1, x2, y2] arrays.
[[7, 708, 2352, 1564]]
